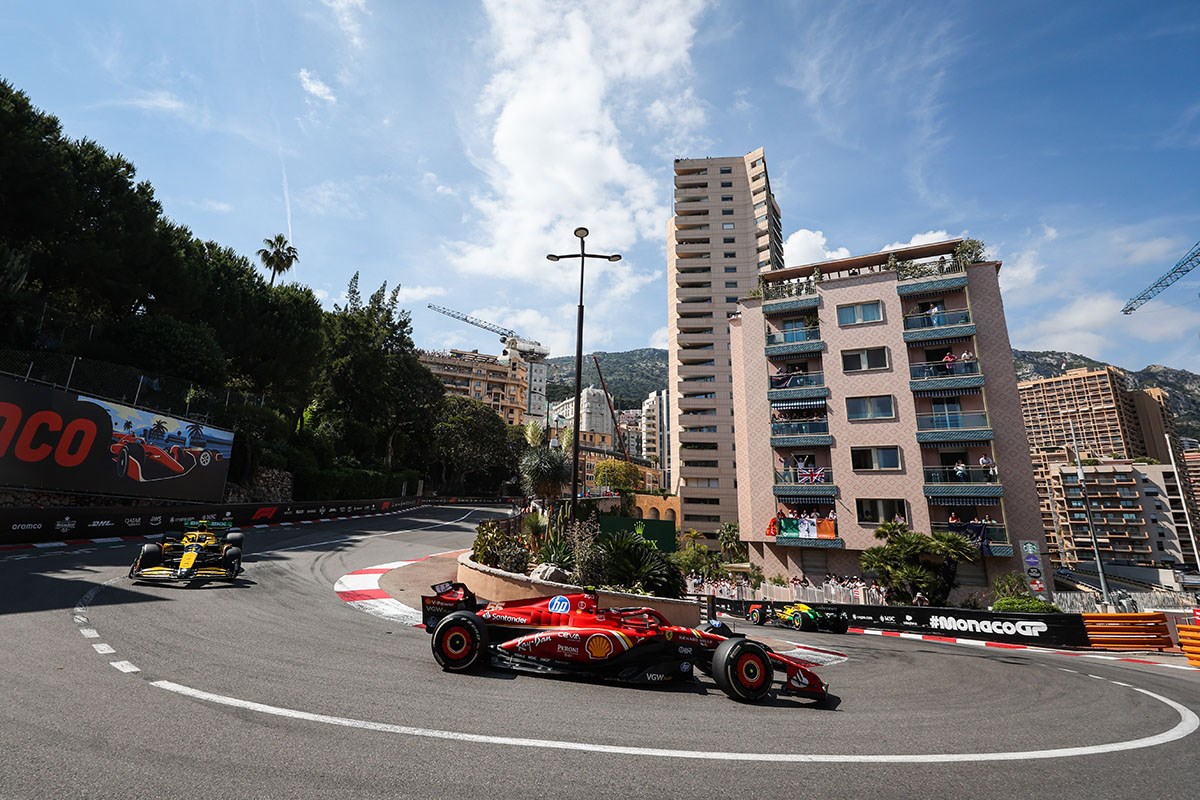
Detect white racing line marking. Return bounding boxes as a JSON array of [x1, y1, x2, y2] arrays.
[[150, 677, 1197, 763]]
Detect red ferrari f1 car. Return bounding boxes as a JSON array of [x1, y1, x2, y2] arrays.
[[422, 583, 828, 703]]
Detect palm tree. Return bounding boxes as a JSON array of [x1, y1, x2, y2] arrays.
[[150, 419, 169, 441], [519, 448, 570, 529], [122, 419, 133, 433], [680, 528, 705, 550], [185, 421, 206, 446], [256, 234, 299, 286], [523, 420, 546, 448], [927, 530, 979, 605], [716, 522, 747, 562]]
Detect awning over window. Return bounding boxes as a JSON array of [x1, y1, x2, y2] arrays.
[[910, 335, 973, 347], [771, 398, 827, 410], [928, 497, 1001, 506], [913, 387, 982, 398]]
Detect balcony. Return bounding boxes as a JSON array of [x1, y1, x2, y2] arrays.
[[893, 256, 969, 296], [773, 468, 837, 498], [915, 411, 993, 445], [767, 371, 828, 401], [908, 360, 985, 391], [770, 419, 832, 448], [930, 522, 1013, 556], [902, 309, 976, 343], [761, 282, 820, 316], [765, 327, 824, 357], [923, 466, 1005, 499]]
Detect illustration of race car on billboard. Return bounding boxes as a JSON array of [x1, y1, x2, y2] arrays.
[[422, 583, 828, 703], [110, 431, 224, 483], [746, 601, 850, 634], [129, 520, 244, 582]]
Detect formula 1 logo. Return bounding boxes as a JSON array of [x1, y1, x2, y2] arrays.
[[251, 507, 278, 521]]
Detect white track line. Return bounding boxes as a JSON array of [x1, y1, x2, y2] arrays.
[[150, 678, 1198, 763]]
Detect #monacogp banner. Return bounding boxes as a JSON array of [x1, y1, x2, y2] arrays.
[[0, 375, 233, 502]]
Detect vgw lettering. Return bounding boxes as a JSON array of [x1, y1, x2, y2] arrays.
[[0, 404, 97, 468]]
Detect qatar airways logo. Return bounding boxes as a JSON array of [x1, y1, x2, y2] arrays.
[[929, 615, 1048, 637]]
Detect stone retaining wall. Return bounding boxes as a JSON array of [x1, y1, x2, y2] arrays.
[[456, 551, 701, 627]]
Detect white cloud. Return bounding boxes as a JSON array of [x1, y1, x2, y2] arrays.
[[196, 199, 233, 213], [879, 230, 952, 252], [120, 89, 189, 114], [1115, 235, 1180, 265], [649, 325, 669, 350], [393, 285, 447, 303], [422, 171, 457, 197], [784, 229, 849, 265], [298, 69, 337, 103], [322, 0, 369, 50], [1041, 224, 1059, 241], [998, 249, 1045, 297]]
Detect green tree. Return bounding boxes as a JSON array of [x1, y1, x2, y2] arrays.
[[520, 447, 570, 524], [859, 521, 978, 606], [716, 521, 747, 562], [593, 458, 641, 490], [524, 420, 546, 448], [431, 396, 508, 491], [256, 233, 299, 286]]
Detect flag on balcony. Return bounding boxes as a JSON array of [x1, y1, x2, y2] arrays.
[[949, 520, 992, 556], [797, 467, 827, 484]]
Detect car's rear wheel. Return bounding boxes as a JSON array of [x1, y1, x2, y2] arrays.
[[798, 614, 818, 632], [222, 546, 242, 578], [711, 638, 773, 702], [432, 611, 489, 671], [828, 617, 849, 634], [748, 607, 765, 626]]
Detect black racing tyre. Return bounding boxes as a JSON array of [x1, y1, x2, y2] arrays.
[[748, 607, 765, 626], [828, 617, 849, 635], [222, 546, 242, 574], [711, 638, 773, 702], [224, 531, 244, 548], [431, 611, 489, 672], [798, 614, 818, 633], [131, 543, 162, 576]]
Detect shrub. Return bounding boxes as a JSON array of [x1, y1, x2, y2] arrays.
[[768, 575, 789, 587], [991, 571, 1031, 600], [496, 542, 531, 575], [536, 530, 574, 571], [472, 520, 532, 572], [992, 596, 1062, 613], [599, 530, 684, 598]]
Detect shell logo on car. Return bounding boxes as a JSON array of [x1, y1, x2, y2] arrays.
[[585, 634, 614, 659]]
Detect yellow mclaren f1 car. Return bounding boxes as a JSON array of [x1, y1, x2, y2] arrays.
[[129, 520, 244, 582]]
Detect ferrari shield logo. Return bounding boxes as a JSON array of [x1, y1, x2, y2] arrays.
[[664, 630, 673, 641]]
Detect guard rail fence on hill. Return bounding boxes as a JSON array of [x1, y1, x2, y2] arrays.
[[0, 495, 520, 547]]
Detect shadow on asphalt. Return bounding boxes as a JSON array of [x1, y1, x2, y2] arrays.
[[0, 570, 167, 616]]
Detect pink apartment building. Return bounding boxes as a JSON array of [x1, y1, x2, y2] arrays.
[[729, 238, 1043, 591]]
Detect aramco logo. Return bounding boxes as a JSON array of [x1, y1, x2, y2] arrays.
[[585, 634, 613, 659]]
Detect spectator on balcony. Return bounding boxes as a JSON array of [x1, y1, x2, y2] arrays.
[[954, 460, 968, 482], [948, 511, 961, 524], [942, 351, 958, 374], [927, 303, 944, 327], [982, 513, 996, 524], [979, 453, 996, 481], [959, 349, 975, 363]]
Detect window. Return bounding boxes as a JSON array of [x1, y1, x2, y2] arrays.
[[842, 347, 889, 372], [720, 181, 732, 188], [683, 460, 718, 468], [721, 209, 734, 216], [846, 396, 895, 420], [719, 166, 732, 174], [856, 498, 906, 524], [836, 301, 883, 325], [851, 447, 901, 470], [724, 252, 736, 258], [722, 223, 735, 229], [723, 237, 735, 243], [724, 267, 737, 273], [725, 296, 739, 304], [685, 478, 720, 488], [721, 195, 733, 202], [725, 281, 738, 288]]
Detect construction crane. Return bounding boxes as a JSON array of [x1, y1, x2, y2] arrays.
[[592, 354, 631, 461], [427, 304, 550, 422], [1121, 239, 1200, 314]]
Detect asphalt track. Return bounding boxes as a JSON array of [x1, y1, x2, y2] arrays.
[[1, 506, 1197, 800]]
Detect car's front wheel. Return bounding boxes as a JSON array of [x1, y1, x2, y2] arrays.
[[711, 638, 773, 702], [431, 611, 489, 672]]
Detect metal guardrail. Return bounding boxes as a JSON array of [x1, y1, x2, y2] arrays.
[[903, 309, 972, 329], [769, 372, 824, 389], [766, 328, 820, 345], [910, 360, 981, 380], [771, 420, 830, 436], [924, 465, 998, 483], [916, 412, 989, 430], [775, 468, 833, 485]]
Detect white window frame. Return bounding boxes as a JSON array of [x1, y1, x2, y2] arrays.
[[846, 395, 895, 421], [842, 347, 890, 373], [850, 446, 902, 471], [836, 300, 883, 326]]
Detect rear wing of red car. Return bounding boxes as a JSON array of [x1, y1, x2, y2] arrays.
[[421, 582, 483, 631]]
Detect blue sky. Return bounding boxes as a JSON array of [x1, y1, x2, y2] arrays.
[[3, 1, 1199, 373]]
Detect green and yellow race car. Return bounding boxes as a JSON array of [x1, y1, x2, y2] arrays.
[[747, 601, 849, 634], [128, 520, 244, 582]]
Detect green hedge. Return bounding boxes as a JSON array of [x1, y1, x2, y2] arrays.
[[292, 468, 421, 501], [991, 596, 1063, 613]]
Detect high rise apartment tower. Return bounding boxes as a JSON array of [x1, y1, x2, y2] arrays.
[[668, 148, 783, 532]]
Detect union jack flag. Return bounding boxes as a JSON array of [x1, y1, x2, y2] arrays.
[[798, 467, 826, 484]]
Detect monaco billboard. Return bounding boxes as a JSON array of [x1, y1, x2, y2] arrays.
[[0, 375, 233, 502]]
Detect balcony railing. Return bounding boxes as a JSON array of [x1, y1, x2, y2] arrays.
[[894, 255, 966, 280], [930, 521, 1009, 545], [924, 466, 999, 483], [766, 327, 820, 345], [775, 467, 834, 485], [903, 309, 972, 330], [910, 360, 980, 380], [769, 371, 824, 389], [762, 280, 817, 301], [916, 412, 989, 430], [771, 420, 830, 436]]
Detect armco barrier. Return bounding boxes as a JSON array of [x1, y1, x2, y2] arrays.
[[0, 495, 518, 546], [1180, 625, 1200, 667], [1082, 613, 1174, 651]]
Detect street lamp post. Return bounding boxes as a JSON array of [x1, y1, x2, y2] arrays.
[[1063, 413, 1113, 606], [547, 227, 621, 523]]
